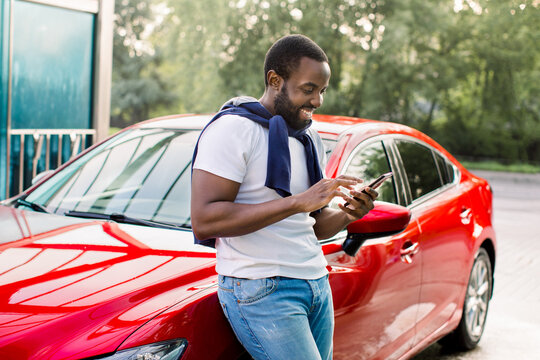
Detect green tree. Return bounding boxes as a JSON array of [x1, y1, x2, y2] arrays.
[[111, 0, 540, 163], [150, 0, 232, 114], [111, 0, 176, 127], [219, 0, 392, 115], [437, 0, 540, 161]]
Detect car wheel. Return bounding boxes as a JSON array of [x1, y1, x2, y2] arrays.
[[440, 247, 493, 351]]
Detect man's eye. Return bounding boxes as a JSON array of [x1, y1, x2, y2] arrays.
[[303, 88, 314, 94], [321, 88, 327, 95]]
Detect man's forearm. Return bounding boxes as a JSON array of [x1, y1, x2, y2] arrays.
[[312, 207, 355, 240], [192, 196, 303, 240]]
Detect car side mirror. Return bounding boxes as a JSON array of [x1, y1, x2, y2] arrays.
[[342, 201, 411, 256]]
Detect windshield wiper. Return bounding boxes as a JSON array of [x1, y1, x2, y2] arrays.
[[16, 199, 50, 213], [64, 210, 185, 230]]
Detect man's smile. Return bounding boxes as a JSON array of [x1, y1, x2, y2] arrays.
[[300, 107, 314, 119]]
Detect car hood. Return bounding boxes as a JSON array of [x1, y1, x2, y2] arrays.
[[0, 205, 217, 359]]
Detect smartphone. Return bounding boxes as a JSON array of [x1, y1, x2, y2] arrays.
[[364, 171, 393, 191], [344, 172, 393, 206]]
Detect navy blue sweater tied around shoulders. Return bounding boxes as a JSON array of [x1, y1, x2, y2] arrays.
[[191, 96, 324, 247]]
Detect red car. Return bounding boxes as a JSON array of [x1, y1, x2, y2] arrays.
[[0, 114, 496, 360]]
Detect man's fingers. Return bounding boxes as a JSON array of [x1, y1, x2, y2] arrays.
[[314, 176, 364, 193], [364, 187, 379, 200], [342, 189, 377, 210], [333, 178, 361, 189], [335, 174, 363, 183], [338, 202, 355, 214], [353, 188, 379, 201]]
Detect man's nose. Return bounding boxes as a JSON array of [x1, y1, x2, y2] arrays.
[[311, 93, 323, 108]]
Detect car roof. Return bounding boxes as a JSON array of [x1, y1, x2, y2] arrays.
[[132, 113, 380, 138], [131, 113, 435, 146]]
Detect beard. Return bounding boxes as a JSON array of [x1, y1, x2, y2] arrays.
[[274, 86, 311, 130]]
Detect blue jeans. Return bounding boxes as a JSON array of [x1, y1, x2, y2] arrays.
[[218, 275, 334, 360]]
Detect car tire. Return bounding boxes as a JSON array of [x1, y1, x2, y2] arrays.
[[440, 247, 493, 351]]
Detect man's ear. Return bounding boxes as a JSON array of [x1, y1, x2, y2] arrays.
[[267, 70, 283, 91]]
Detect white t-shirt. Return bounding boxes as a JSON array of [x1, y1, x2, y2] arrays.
[[192, 114, 328, 280]]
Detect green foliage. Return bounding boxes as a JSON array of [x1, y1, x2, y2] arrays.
[[111, 0, 540, 162], [111, 0, 177, 127], [433, 0, 540, 162], [154, 0, 232, 114]]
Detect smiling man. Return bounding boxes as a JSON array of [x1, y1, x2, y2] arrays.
[[191, 34, 377, 360]]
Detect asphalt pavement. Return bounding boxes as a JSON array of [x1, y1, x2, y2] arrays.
[[412, 170, 540, 359]]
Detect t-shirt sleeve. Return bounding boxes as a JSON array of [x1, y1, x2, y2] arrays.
[[193, 115, 254, 183]]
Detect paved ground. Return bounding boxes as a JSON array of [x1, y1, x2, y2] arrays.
[[412, 170, 540, 359]]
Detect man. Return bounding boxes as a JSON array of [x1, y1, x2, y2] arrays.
[[191, 34, 377, 360]]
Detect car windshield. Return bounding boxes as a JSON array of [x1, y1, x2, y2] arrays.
[[25, 128, 200, 228], [321, 139, 337, 156]]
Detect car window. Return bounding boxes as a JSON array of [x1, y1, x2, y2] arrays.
[[395, 140, 442, 201], [25, 128, 200, 227], [434, 152, 455, 185], [343, 141, 397, 204], [321, 139, 337, 157]]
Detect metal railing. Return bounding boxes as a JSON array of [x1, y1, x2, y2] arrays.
[[6, 128, 96, 197]]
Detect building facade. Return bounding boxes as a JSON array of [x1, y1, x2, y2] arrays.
[[0, 0, 114, 199]]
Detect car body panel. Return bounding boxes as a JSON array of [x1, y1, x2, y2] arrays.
[[325, 220, 422, 360], [0, 206, 224, 359], [409, 184, 473, 345], [116, 286, 245, 359]]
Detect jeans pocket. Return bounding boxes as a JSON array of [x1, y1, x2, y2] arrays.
[[218, 275, 234, 293], [234, 277, 277, 304], [220, 301, 230, 320]]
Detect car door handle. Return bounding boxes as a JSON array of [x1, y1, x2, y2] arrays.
[[400, 241, 419, 264], [460, 207, 472, 225]]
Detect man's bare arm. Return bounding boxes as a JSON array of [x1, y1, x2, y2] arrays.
[[191, 169, 362, 240]]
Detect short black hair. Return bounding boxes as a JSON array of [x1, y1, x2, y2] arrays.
[[264, 34, 328, 86]]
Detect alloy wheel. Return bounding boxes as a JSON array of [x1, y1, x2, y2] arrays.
[[464, 254, 490, 341]]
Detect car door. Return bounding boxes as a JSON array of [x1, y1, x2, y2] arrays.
[[392, 138, 475, 345], [322, 137, 423, 360]]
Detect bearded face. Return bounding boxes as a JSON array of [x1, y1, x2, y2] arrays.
[[274, 85, 315, 131]]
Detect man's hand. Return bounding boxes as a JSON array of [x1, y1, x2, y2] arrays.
[[310, 183, 378, 240], [293, 175, 363, 213], [338, 187, 378, 221]]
